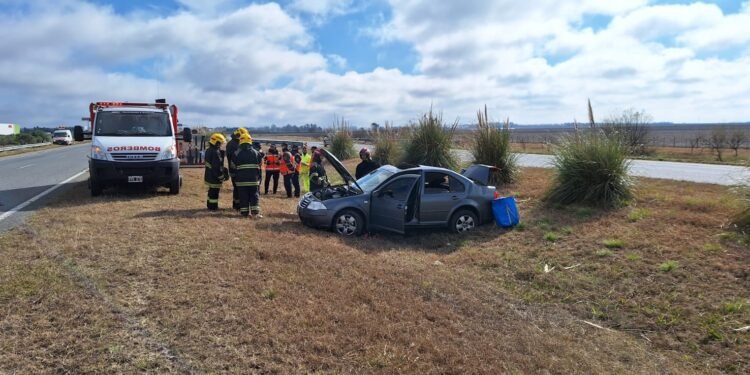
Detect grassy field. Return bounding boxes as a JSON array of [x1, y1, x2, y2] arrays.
[[509, 142, 750, 165], [1, 162, 748, 373]]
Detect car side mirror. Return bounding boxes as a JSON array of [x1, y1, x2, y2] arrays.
[[182, 127, 192, 143]]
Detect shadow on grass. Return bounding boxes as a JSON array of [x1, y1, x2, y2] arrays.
[[132, 208, 240, 219]]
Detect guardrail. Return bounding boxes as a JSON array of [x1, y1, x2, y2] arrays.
[[0, 142, 51, 153]]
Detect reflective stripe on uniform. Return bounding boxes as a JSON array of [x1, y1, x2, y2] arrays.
[[204, 162, 211, 168], [240, 208, 249, 212], [205, 182, 223, 188], [236, 164, 260, 169], [236, 182, 260, 187], [207, 199, 219, 203]]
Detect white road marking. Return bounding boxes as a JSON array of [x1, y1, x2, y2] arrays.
[[0, 169, 88, 223], [18, 164, 33, 169]]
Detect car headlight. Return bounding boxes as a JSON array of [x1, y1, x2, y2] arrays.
[[162, 145, 176, 160], [307, 201, 327, 211], [91, 145, 107, 160]]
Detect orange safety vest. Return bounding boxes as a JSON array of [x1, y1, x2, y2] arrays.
[[294, 153, 302, 173], [265, 154, 280, 171], [280, 152, 296, 175]]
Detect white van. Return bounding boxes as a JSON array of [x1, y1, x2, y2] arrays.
[[74, 100, 191, 196], [52, 129, 73, 145]]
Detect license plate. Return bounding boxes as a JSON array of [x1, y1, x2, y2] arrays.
[[128, 176, 143, 183]]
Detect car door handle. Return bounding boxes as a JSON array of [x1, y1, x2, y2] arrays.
[[451, 195, 459, 200]]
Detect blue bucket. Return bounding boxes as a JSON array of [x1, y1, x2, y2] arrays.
[[492, 196, 520, 228]]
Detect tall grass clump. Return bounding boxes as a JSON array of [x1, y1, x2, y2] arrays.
[[732, 182, 750, 233], [372, 122, 401, 165], [401, 108, 458, 169], [330, 117, 356, 160], [471, 106, 518, 184], [546, 128, 633, 208]]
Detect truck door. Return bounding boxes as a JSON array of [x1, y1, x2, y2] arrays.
[[370, 174, 420, 234]]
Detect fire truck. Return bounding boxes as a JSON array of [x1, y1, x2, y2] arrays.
[[74, 99, 191, 196]]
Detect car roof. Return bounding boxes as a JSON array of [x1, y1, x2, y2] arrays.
[[99, 107, 164, 113]]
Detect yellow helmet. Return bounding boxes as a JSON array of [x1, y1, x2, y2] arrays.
[[209, 133, 226, 146], [239, 132, 253, 145], [233, 127, 249, 137]]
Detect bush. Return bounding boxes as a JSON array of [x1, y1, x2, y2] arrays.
[[402, 108, 458, 169], [546, 129, 633, 208], [330, 117, 355, 160], [732, 183, 750, 233], [471, 106, 518, 184], [372, 122, 401, 165], [601, 109, 651, 155], [0, 130, 50, 146]]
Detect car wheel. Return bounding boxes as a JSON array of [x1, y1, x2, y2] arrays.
[[450, 209, 477, 233], [169, 176, 181, 195], [333, 209, 364, 236]]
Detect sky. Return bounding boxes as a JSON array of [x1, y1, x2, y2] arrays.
[[0, 0, 749, 127]]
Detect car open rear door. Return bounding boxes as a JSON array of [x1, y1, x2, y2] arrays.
[[370, 174, 420, 234]]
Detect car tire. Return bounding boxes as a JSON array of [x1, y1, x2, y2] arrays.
[[332, 209, 364, 237], [90, 179, 102, 197], [450, 209, 477, 233], [169, 175, 181, 195]]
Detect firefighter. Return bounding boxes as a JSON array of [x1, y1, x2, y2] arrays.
[[309, 151, 328, 192], [264, 144, 281, 194], [291, 145, 302, 197], [355, 147, 381, 179], [299, 144, 311, 192], [253, 141, 264, 184], [204, 132, 227, 210], [226, 128, 248, 210], [280, 146, 299, 198], [234, 133, 263, 218]]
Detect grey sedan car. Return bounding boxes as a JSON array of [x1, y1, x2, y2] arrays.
[[298, 149, 499, 236]]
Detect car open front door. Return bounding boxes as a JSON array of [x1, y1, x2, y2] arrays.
[[370, 174, 420, 234]]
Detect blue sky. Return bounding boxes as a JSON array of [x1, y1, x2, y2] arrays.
[[0, 0, 749, 126]]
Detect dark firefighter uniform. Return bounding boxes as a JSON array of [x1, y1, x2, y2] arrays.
[[204, 133, 227, 210], [234, 133, 263, 217], [226, 128, 245, 210], [309, 152, 328, 192]]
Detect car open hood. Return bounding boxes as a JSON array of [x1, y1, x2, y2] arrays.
[[320, 149, 362, 191], [461, 164, 498, 186]]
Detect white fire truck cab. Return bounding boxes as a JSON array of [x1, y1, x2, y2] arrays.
[[74, 100, 191, 196]]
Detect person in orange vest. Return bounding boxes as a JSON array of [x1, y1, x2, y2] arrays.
[[280, 145, 299, 198], [263, 144, 280, 194]]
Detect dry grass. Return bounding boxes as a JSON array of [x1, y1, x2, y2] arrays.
[[1, 164, 748, 373]]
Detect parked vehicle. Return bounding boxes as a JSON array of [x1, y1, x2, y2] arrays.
[[73, 100, 191, 196], [52, 129, 73, 145], [297, 149, 498, 236]]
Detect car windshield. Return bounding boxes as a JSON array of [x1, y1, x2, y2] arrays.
[[354, 167, 396, 193], [95, 111, 172, 137], [53, 131, 68, 137]]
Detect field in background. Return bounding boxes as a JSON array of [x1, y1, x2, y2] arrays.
[[0, 164, 748, 373]]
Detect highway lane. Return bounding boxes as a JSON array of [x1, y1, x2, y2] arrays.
[[0, 144, 89, 231]]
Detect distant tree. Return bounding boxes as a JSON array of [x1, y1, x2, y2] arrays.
[[602, 109, 652, 155], [689, 134, 705, 154], [728, 129, 748, 157], [708, 128, 728, 161], [370, 122, 380, 132]]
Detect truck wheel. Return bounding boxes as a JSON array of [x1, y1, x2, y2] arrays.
[[169, 176, 181, 195], [90, 179, 102, 197], [332, 209, 364, 236], [450, 209, 477, 233]]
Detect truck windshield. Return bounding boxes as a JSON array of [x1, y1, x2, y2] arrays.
[[95, 111, 172, 137]]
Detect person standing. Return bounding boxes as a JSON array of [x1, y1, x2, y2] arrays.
[[226, 128, 247, 210], [299, 144, 311, 192], [309, 151, 328, 192], [291, 145, 302, 197], [264, 144, 280, 194], [355, 147, 380, 179], [234, 133, 263, 218], [204, 133, 227, 210], [280, 146, 298, 198]]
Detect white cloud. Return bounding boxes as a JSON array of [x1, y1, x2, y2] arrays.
[[0, 0, 748, 127]]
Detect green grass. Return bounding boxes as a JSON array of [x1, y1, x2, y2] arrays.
[[514, 222, 526, 231], [401, 108, 458, 169], [471, 106, 519, 184], [595, 249, 614, 257], [603, 239, 624, 249], [544, 232, 560, 242], [627, 208, 650, 222], [330, 118, 355, 160], [658, 260, 679, 272], [626, 253, 642, 261], [703, 243, 722, 252], [546, 129, 633, 208], [721, 301, 746, 314], [262, 289, 278, 300]]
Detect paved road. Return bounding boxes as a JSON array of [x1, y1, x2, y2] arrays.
[[0, 144, 89, 231]]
